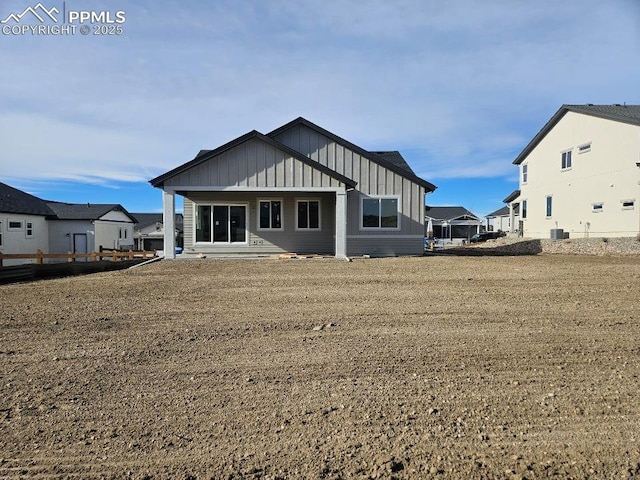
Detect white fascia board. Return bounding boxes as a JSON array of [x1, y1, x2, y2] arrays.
[[163, 186, 346, 193]]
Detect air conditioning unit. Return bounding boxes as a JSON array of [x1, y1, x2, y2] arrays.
[[550, 229, 564, 241]]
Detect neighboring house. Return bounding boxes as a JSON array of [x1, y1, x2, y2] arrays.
[[46, 202, 137, 254], [485, 205, 519, 234], [506, 104, 640, 239], [424, 206, 482, 243], [0, 182, 53, 266], [150, 117, 436, 258], [0, 181, 138, 265], [132, 213, 184, 251]]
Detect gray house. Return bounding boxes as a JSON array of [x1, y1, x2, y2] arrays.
[[132, 213, 184, 251], [150, 118, 436, 258], [1, 181, 138, 264], [0, 182, 53, 266], [46, 202, 137, 254], [425, 206, 482, 243]]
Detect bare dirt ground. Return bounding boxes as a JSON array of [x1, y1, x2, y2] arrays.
[[1, 255, 640, 479]]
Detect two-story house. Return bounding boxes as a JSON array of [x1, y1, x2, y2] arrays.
[[506, 104, 640, 239]]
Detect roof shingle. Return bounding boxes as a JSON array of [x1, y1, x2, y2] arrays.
[[0, 182, 54, 216], [46, 202, 137, 223]]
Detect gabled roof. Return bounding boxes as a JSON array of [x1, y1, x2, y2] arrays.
[[503, 189, 521, 203], [149, 130, 358, 189], [0, 181, 55, 216], [425, 205, 481, 221], [268, 117, 436, 192], [46, 202, 137, 223], [131, 213, 184, 231], [370, 151, 416, 176], [513, 104, 640, 165], [486, 206, 510, 218]]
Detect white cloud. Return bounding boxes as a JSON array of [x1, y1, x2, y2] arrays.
[[0, 0, 638, 188]]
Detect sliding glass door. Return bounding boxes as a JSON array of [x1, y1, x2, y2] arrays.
[[196, 204, 247, 244]]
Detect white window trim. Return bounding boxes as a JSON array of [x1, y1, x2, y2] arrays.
[[578, 142, 592, 154], [359, 195, 402, 231], [592, 202, 604, 213], [521, 199, 528, 220], [521, 164, 528, 184], [193, 202, 250, 245], [621, 199, 635, 210], [257, 198, 284, 231], [561, 149, 572, 171], [7, 219, 23, 231], [545, 195, 553, 218], [25, 221, 34, 239], [295, 198, 321, 231]]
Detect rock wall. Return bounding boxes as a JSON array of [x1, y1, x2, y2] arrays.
[[468, 236, 640, 255]]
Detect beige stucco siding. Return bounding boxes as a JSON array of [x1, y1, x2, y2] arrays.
[[520, 112, 640, 238]]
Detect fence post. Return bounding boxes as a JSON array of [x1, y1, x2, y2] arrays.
[[0, 253, 3, 267], [91, 251, 97, 262], [128, 249, 133, 260], [67, 251, 73, 263], [36, 249, 43, 265]]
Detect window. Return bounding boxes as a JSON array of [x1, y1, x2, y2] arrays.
[[8, 220, 22, 231], [522, 164, 528, 184], [561, 150, 572, 170], [622, 200, 635, 210], [0, 220, 3, 248], [361, 197, 399, 229], [296, 200, 320, 230], [578, 142, 591, 153], [195, 204, 247, 243], [25, 221, 34, 238], [546, 196, 553, 217], [521, 200, 527, 219], [258, 200, 282, 230], [592, 203, 604, 213]]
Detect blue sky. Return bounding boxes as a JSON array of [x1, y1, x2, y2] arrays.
[[1, 0, 639, 217]]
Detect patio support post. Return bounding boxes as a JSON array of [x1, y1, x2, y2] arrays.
[[163, 189, 176, 259], [509, 203, 515, 234], [335, 189, 347, 259]]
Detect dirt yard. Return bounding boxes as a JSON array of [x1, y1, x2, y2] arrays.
[[1, 255, 640, 479]]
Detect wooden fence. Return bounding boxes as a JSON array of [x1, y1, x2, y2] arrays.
[[0, 249, 157, 267]]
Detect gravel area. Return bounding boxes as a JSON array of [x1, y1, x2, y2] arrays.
[[1, 255, 640, 479]]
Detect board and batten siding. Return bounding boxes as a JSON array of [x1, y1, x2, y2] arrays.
[[164, 138, 345, 190], [272, 124, 426, 238], [183, 192, 335, 255]]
